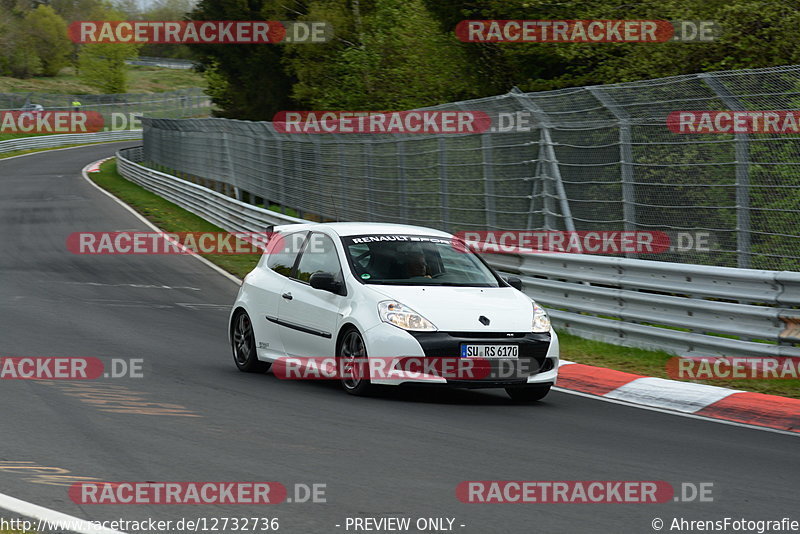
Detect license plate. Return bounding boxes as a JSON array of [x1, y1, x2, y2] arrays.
[[460, 344, 518, 359]]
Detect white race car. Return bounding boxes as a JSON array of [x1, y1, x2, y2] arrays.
[[228, 223, 559, 401]]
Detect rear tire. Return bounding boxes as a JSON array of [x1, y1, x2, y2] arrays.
[[338, 329, 374, 396], [505, 385, 551, 403], [231, 310, 270, 373]]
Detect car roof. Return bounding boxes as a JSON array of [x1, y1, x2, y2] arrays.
[[273, 222, 453, 238]]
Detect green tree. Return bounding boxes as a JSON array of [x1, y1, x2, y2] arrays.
[[78, 41, 139, 92], [24, 5, 71, 76], [285, 0, 482, 110], [136, 0, 196, 59], [75, 4, 140, 92], [0, 11, 41, 77], [188, 0, 294, 119]]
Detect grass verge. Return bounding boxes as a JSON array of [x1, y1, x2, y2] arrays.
[[0, 65, 204, 94], [0, 141, 132, 160], [90, 159, 260, 278], [558, 331, 799, 399], [90, 159, 800, 399]]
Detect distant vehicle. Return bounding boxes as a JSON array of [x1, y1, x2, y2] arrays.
[[19, 103, 44, 113], [228, 222, 559, 402]]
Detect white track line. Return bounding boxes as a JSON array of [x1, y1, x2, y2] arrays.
[[0, 148, 141, 533], [552, 387, 798, 437], [0, 141, 136, 163], [0, 491, 126, 534], [80, 158, 243, 286]]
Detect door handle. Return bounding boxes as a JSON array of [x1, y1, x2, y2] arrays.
[[282, 292, 293, 300]]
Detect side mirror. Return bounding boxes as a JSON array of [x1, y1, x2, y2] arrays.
[[309, 272, 342, 294], [506, 276, 523, 291]]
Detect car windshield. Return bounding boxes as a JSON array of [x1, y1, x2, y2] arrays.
[[342, 234, 500, 287]]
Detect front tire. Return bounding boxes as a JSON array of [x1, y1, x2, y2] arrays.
[[338, 329, 374, 396], [506, 385, 551, 403], [232, 311, 270, 373]]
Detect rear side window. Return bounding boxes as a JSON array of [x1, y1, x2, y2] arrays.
[[266, 231, 308, 277], [295, 233, 343, 284]]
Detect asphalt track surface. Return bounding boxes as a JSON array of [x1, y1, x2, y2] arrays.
[[0, 142, 797, 534]]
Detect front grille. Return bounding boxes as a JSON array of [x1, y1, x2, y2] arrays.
[[446, 332, 528, 339]]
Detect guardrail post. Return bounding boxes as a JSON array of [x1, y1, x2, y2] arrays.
[[700, 72, 752, 269]]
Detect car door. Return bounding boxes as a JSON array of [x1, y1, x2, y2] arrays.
[[247, 231, 308, 361], [277, 232, 346, 358]]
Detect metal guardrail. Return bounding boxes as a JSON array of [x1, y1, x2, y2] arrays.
[[116, 146, 800, 359], [117, 147, 306, 230], [0, 130, 142, 155], [126, 57, 196, 70]]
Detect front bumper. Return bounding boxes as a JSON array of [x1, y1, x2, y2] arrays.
[[362, 323, 559, 387]]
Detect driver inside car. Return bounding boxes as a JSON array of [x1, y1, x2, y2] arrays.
[[403, 251, 432, 278]]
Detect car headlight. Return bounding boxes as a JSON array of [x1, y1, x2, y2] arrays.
[[532, 301, 551, 333], [378, 301, 437, 332]]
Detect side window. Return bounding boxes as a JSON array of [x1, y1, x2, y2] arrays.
[[266, 231, 308, 277], [295, 233, 343, 283]]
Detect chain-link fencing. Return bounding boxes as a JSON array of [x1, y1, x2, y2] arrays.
[[140, 65, 800, 271], [0, 87, 211, 127]]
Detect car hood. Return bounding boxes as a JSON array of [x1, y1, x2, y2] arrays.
[[367, 285, 534, 332]]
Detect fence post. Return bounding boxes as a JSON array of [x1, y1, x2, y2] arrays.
[[290, 140, 305, 219], [587, 86, 636, 257], [311, 135, 325, 219], [364, 142, 376, 221], [438, 137, 450, 232], [396, 139, 409, 224], [511, 89, 575, 232], [336, 136, 349, 221], [536, 135, 557, 231], [699, 72, 752, 269], [586, 86, 636, 229], [221, 131, 237, 198], [481, 134, 497, 230], [274, 137, 285, 212]]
